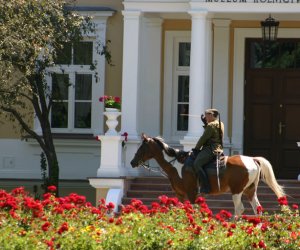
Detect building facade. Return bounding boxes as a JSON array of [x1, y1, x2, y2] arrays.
[[1, 0, 300, 203]]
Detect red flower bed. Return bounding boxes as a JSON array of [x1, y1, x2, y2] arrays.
[[0, 187, 299, 249]]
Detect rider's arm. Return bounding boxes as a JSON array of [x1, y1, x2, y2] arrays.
[[194, 125, 213, 150]]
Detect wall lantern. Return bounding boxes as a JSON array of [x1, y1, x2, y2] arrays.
[[261, 15, 279, 41]]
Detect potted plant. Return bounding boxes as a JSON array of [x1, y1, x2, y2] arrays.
[[99, 95, 121, 111]]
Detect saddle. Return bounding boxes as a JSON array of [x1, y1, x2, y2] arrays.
[[178, 149, 226, 173], [204, 155, 226, 176], [175, 150, 190, 164]]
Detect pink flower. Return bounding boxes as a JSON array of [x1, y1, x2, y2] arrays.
[[42, 221, 51, 232], [195, 196, 206, 204], [258, 240, 266, 248], [257, 205, 264, 214], [11, 187, 26, 196], [47, 186, 57, 192], [57, 222, 69, 234], [278, 196, 288, 206], [106, 202, 115, 210], [99, 95, 121, 109], [121, 132, 128, 141]]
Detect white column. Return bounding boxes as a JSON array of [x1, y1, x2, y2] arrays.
[[212, 19, 231, 155], [120, 11, 144, 176], [121, 11, 141, 141], [181, 10, 210, 150], [138, 17, 162, 136]]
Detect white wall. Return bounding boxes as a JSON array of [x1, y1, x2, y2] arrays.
[[0, 139, 100, 179]]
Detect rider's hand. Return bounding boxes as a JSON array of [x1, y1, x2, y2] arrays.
[[201, 114, 208, 126], [191, 148, 200, 158]]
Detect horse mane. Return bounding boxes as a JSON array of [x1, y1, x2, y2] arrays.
[[152, 137, 179, 157]]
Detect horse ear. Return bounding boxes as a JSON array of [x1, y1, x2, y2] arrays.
[[141, 133, 151, 143], [141, 133, 147, 140]]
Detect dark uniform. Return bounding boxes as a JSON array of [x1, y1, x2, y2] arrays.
[[193, 111, 224, 193]]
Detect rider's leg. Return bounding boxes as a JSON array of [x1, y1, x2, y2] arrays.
[[193, 149, 214, 194]]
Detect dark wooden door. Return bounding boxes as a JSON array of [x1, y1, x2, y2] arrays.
[[244, 39, 300, 179]]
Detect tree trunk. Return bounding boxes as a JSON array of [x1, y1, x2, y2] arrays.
[[41, 117, 60, 196]]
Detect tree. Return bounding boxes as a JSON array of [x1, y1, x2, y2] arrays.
[[0, 0, 108, 193]]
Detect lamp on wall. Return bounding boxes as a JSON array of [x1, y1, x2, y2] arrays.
[[261, 15, 279, 41]]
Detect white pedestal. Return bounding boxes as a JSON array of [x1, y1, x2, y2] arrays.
[[104, 111, 121, 136], [97, 135, 126, 177], [89, 178, 125, 213]]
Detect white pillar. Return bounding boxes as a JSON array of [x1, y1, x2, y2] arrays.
[[212, 19, 232, 155], [181, 10, 210, 150], [121, 11, 141, 141], [120, 11, 144, 176], [138, 17, 162, 136], [97, 135, 126, 177]]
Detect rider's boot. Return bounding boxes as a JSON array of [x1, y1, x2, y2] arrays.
[[197, 167, 210, 194]]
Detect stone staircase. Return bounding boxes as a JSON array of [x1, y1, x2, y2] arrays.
[[121, 177, 300, 215]]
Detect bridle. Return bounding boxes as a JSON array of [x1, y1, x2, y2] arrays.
[[136, 141, 178, 178]]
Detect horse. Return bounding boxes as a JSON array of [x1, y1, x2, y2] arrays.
[[130, 134, 286, 216]]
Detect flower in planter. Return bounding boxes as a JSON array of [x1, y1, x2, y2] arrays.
[[121, 132, 128, 147], [99, 95, 121, 110]]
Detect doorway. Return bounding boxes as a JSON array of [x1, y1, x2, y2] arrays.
[[244, 39, 300, 178]]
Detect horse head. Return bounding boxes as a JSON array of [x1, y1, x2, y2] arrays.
[[130, 133, 158, 168]]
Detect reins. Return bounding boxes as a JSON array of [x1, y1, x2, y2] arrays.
[[138, 152, 178, 178]]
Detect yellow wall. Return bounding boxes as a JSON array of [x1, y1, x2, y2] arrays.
[[0, 116, 21, 138]]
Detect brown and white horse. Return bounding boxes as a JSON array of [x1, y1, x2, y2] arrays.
[[130, 134, 285, 216]]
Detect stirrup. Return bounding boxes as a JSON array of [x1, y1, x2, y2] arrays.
[[200, 186, 210, 194]]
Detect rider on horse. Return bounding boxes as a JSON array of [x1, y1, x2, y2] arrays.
[[186, 108, 224, 194]]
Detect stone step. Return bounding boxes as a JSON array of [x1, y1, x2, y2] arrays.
[[121, 177, 300, 214], [121, 197, 284, 214], [125, 190, 300, 202]]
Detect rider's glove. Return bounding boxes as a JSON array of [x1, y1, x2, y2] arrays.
[[191, 148, 200, 158], [201, 114, 208, 127]]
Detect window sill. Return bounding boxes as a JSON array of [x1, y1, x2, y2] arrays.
[[24, 133, 100, 147]]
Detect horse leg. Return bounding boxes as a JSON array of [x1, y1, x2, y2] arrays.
[[176, 193, 186, 203], [243, 174, 262, 215], [249, 192, 262, 215], [182, 166, 198, 203], [232, 193, 244, 216]]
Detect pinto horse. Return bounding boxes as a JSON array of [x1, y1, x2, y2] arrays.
[[130, 134, 285, 216]]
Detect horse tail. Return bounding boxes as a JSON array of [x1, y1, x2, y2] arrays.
[[254, 157, 286, 198]]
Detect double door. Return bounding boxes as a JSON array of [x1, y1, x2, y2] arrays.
[[244, 39, 300, 178]]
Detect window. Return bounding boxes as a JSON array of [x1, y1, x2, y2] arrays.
[[176, 43, 190, 131], [33, 11, 113, 137], [249, 39, 300, 69], [163, 31, 191, 142], [49, 41, 94, 132], [177, 75, 189, 131]]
